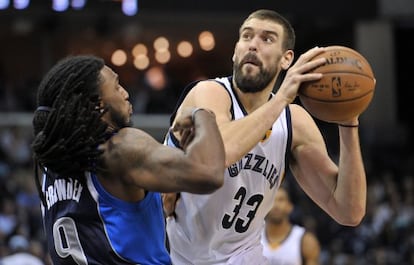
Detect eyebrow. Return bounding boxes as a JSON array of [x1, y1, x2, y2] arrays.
[[108, 73, 119, 90], [241, 26, 279, 37]]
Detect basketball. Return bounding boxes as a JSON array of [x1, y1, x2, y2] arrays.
[[298, 45, 376, 123]]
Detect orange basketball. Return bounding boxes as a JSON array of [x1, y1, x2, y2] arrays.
[[298, 45, 376, 123]]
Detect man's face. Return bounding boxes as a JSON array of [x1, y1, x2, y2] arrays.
[[265, 188, 293, 224], [99, 66, 133, 129], [233, 18, 285, 93]]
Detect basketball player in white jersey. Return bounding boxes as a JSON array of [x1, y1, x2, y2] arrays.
[[163, 9, 367, 264], [262, 186, 321, 265]]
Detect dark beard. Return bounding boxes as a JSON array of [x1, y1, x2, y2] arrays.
[[265, 213, 285, 224], [233, 61, 275, 93], [107, 105, 132, 129]]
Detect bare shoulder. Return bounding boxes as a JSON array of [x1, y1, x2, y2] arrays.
[[289, 103, 321, 145], [302, 231, 320, 248], [188, 79, 230, 103], [101, 128, 157, 154], [109, 127, 156, 145], [289, 103, 316, 130], [178, 79, 232, 122], [193, 79, 227, 90], [100, 127, 160, 174], [301, 230, 321, 261]]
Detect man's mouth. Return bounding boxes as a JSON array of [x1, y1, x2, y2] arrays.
[[241, 54, 261, 67]]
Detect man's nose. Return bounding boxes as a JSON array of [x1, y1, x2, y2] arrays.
[[248, 36, 260, 51]]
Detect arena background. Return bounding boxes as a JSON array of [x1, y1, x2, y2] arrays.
[[0, 1, 413, 264]]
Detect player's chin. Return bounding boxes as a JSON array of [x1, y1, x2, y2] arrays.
[[243, 64, 260, 74], [126, 117, 133, 127], [123, 114, 133, 127]]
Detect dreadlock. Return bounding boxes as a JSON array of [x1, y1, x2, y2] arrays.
[[32, 55, 109, 204]]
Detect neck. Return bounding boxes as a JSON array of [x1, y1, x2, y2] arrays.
[[265, 220, 292, 245], [231, 77, 277, 113], [236, 88, 274, 113]]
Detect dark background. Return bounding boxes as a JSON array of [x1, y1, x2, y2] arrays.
[[0, 0, 411, 124]]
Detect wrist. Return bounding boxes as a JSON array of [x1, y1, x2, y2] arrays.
[[337, 123, 359, 128], [191, 108, 215, 122]]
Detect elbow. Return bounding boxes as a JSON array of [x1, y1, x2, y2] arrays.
[[207, 166, 225, 191], [224, 159, 233, 169], [224, 146, 243, 168], [197, 178, 223, 194], [350, 206, 366, 226], [202, 166, 225, 193], [207, 178, 224, 193], [336, 205, 366, 226]]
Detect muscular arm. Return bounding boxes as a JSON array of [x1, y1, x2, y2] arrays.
[[289, 104, 366, 225], [100, 109, 225, 194], [301, 231, 321, 265], [175, 47, 327, 167], [184, 81, 289, 167]]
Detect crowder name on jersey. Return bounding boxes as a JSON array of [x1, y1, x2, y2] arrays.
[[227, 152, 280, 189], [45, 178, 83, 209]]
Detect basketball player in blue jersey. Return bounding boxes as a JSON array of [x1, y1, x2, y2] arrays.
[[261, 186, 321, 265], [163, 9, 367, 264], [31, 55, 225, 265]]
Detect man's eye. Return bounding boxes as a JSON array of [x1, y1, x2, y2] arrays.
[[242, 34, 252, 40], [264, 37, 274, 43]]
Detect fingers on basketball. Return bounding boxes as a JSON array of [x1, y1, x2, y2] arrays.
[[298, 45, 376, 123]]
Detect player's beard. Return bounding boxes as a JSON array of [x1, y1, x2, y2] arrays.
[[233, 54, 280, 93], [107, 105, 132, 129], [265, 213, 284, 225]]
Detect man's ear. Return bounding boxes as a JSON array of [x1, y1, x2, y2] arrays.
[[232, 42, 239, 63], [280, 50, 294, 70], [232, 52, 236, 62], [287, 201, 294, 215]]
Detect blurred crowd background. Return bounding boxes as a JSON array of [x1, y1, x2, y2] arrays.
[[0, 1, 413, 264]]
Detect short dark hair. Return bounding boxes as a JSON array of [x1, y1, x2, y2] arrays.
[[241, 9, 296, 51], [32, 55, 108, 179]]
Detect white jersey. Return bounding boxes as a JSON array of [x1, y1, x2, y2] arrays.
[[165, 76, 292, 265], [1, 253, 45, 265], [261, 225, 305, 265]]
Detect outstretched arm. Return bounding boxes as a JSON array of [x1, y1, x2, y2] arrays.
[[100, 108, 225, 194]]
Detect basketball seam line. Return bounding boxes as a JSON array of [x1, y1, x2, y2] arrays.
[[299, 90, 373, 103], [315, 72, 374, 79]]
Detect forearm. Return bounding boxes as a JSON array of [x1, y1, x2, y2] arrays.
[[220, 95, 289, 166], [186, 109, 225, 174], [335, 126, 367, 225]]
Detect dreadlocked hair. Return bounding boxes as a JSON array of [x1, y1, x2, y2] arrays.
[[32, 55, 109, 179]]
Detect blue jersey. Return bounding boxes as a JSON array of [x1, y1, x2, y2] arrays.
[[41, 170, 171, 265]]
